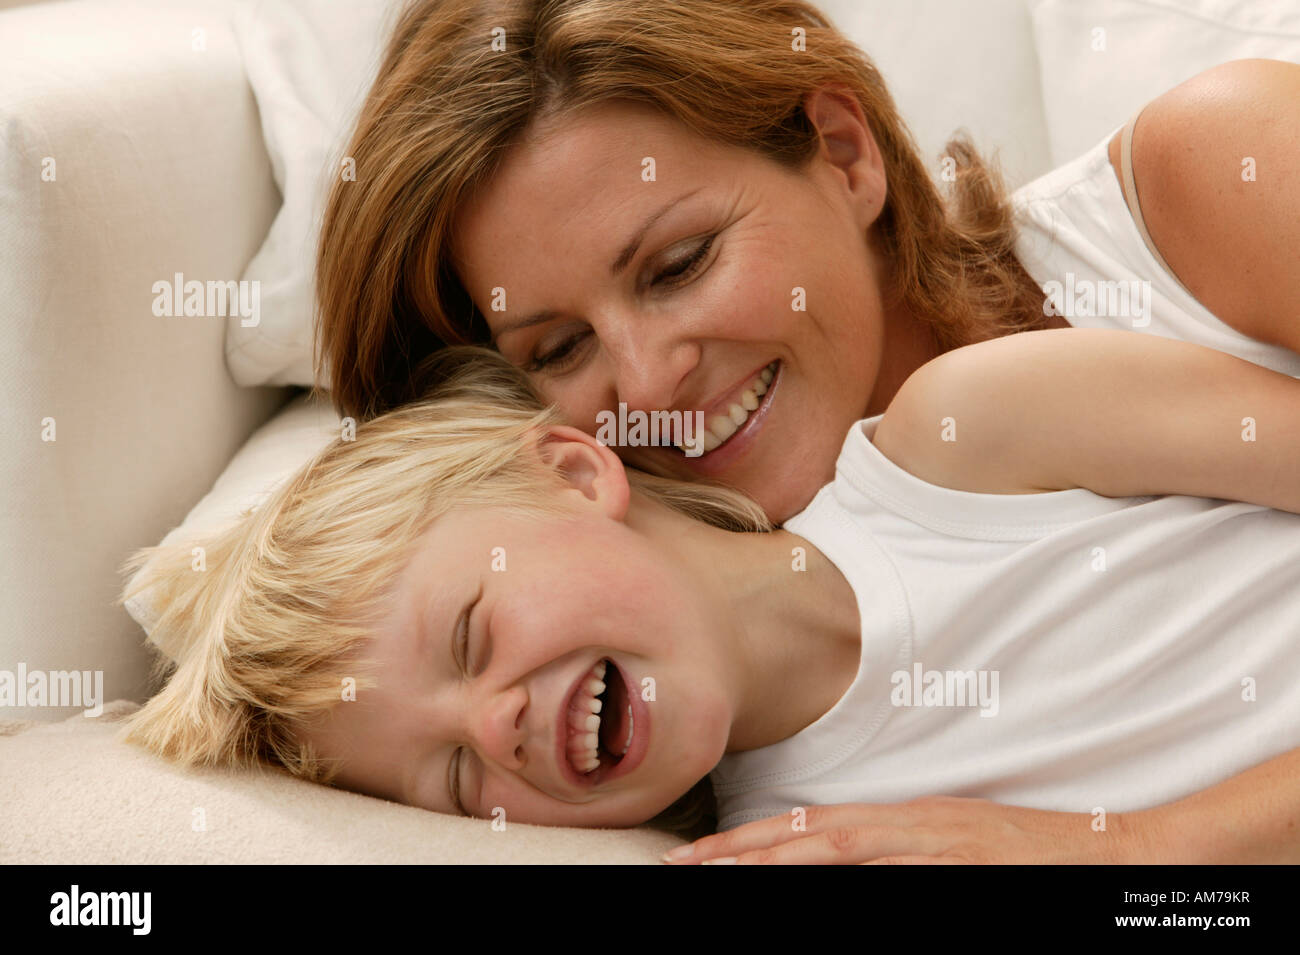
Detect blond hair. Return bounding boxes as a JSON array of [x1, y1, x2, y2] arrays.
[[316, 0, 1053, 421], [116, 346, 767, 836]]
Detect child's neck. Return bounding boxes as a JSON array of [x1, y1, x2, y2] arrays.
[[624, 490, 862, 754]]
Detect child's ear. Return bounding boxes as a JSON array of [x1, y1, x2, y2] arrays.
[[535, 425, 630, 520]]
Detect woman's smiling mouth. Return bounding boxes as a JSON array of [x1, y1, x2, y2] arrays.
[[676, 359, 782, 474]]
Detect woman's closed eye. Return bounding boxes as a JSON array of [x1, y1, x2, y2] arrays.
[[654, 234, 714, 288], [527, 328, 591, 374], [524, 234, 717, 374]]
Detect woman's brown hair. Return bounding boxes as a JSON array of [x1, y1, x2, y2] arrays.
[[315, 0, 1053, 422]]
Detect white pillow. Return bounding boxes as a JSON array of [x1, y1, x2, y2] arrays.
[[124, 392, 343, 660], [1030, 0, 1300, 167], [224, 0, 1052, 389], [818, 0, 1052, 188], [224, 0, 401, 389]]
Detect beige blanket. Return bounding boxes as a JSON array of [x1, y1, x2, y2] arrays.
[[0, 701, 683, 864]]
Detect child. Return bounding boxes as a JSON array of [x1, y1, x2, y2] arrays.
[[117, 333, 1300, 839]]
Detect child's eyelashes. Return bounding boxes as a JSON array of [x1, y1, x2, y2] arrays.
[[450, 747, 469, 816], [455, 583, 483, 678], [454, 602, 471, 675], [449, 584, 483, 816], [524, 234, 717, 375]]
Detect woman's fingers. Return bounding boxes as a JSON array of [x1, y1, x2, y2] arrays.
[[717, 824, 955, 865], [860, 855, 966, 865], [663, 796, 1128, 864], [663, 802, 927, 864]]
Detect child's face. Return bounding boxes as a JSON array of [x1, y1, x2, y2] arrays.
[[299, 464, 738, 828]]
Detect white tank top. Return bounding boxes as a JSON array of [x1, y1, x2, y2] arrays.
[[708, 123, 1300, 831], [1013, 114, 1300, 377], [710, 418, 1300, 831]]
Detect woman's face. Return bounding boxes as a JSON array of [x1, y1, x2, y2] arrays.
[[451, 92, 897, 523]]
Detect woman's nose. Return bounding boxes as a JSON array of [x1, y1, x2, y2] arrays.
[[603, 318, 699, 413]]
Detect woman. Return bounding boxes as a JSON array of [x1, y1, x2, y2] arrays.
[[314, 0, 1300, 862]]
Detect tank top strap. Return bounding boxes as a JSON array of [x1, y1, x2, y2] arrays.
[[1120, 107, 1195, 298]]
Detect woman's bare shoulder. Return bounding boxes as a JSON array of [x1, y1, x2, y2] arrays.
[[1106, 59, 1300, 355]]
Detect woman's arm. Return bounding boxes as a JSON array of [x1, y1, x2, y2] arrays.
[[873, 326, 1300, 514], [1142, 744, 1300, 864], [665, 745, 1300, 863]]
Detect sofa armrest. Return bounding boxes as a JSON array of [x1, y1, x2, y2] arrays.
[[0, 0, 293, 720]]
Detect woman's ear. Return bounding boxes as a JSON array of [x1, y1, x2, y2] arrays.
[[534, 425, 631, 521], [802, 84, 887, 234]]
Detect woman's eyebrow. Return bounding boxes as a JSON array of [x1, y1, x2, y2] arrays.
[[491, 310, 560, 346], [489, 187, 704, 345], [608, 187, 702, 277]]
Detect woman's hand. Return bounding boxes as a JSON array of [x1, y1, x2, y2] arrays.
[[662, 795, 1158, 865]]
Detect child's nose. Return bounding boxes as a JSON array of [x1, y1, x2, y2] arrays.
[[464, 684, 529, 771]]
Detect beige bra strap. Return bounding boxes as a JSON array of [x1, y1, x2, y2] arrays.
[[1120, 108, 1193, 297]]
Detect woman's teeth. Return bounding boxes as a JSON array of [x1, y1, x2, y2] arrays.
[[681, 361, 777, 455], [566, 660, 633, 775]]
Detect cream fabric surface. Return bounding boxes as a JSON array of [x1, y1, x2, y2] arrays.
[[0, 701, 682, 864]]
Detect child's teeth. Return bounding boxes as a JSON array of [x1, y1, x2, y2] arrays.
[[568, 660, 612, 775]]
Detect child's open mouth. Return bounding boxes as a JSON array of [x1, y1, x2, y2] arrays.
[[564, 659, 633, 777]]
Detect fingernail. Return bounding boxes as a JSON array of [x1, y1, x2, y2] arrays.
[[701, 856, 737, 865], [662, 845, 694, 862]]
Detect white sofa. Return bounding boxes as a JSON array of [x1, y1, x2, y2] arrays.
[[2, 0, 1296, 864]]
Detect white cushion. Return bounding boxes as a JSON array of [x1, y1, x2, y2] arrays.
[[1031, 0, 1300, 167], [124, 390, 343, 659], [224, 0, 400, 389], [225, 0, 1051, 388]]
